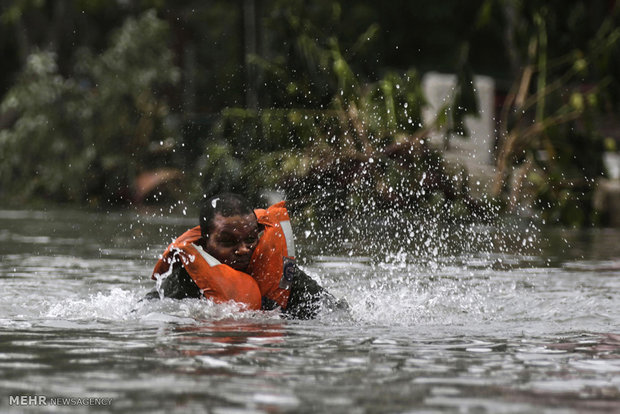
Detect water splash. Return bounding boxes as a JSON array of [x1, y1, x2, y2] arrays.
[[44, 288, 142, 321], [42, 287, 281, 324]]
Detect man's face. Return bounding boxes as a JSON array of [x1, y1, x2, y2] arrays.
[[204, 213, 259, 272]]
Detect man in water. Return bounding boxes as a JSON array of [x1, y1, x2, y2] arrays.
[[146, 193, 345, 319]]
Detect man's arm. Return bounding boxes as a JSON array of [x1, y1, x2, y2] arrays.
[[144, 262, 202, 300], [283, 265, 349, 319]]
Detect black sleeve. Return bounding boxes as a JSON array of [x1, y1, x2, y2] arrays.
[[283, 266, 349, 319], [144, 262, 202, 300]]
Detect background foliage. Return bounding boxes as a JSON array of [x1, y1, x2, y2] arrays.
[[0, 10, 179, 205], [0, 0, 618, 226]]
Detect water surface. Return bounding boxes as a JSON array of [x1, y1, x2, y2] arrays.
[[1, 208, 619, 413]]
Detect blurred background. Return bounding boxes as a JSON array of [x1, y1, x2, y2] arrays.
[[0, 0, 619, 227]]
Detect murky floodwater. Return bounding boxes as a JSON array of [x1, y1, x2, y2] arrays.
[[1, 207, 619, 413]]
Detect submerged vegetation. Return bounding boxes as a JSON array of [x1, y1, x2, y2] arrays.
[[0, 1, 619, 227]]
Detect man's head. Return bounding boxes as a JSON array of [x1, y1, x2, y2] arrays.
[[199, 193, 259, 272]]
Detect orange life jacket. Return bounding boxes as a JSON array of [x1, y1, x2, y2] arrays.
[[249, 201, 296, 309], [151, 227, 262, 310], [151, 202, 296, 310]]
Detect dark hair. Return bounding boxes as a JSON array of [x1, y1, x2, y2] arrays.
[[199, 193, 255, 238]]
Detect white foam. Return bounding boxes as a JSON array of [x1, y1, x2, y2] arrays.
[[42, 287, 278, 324]]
